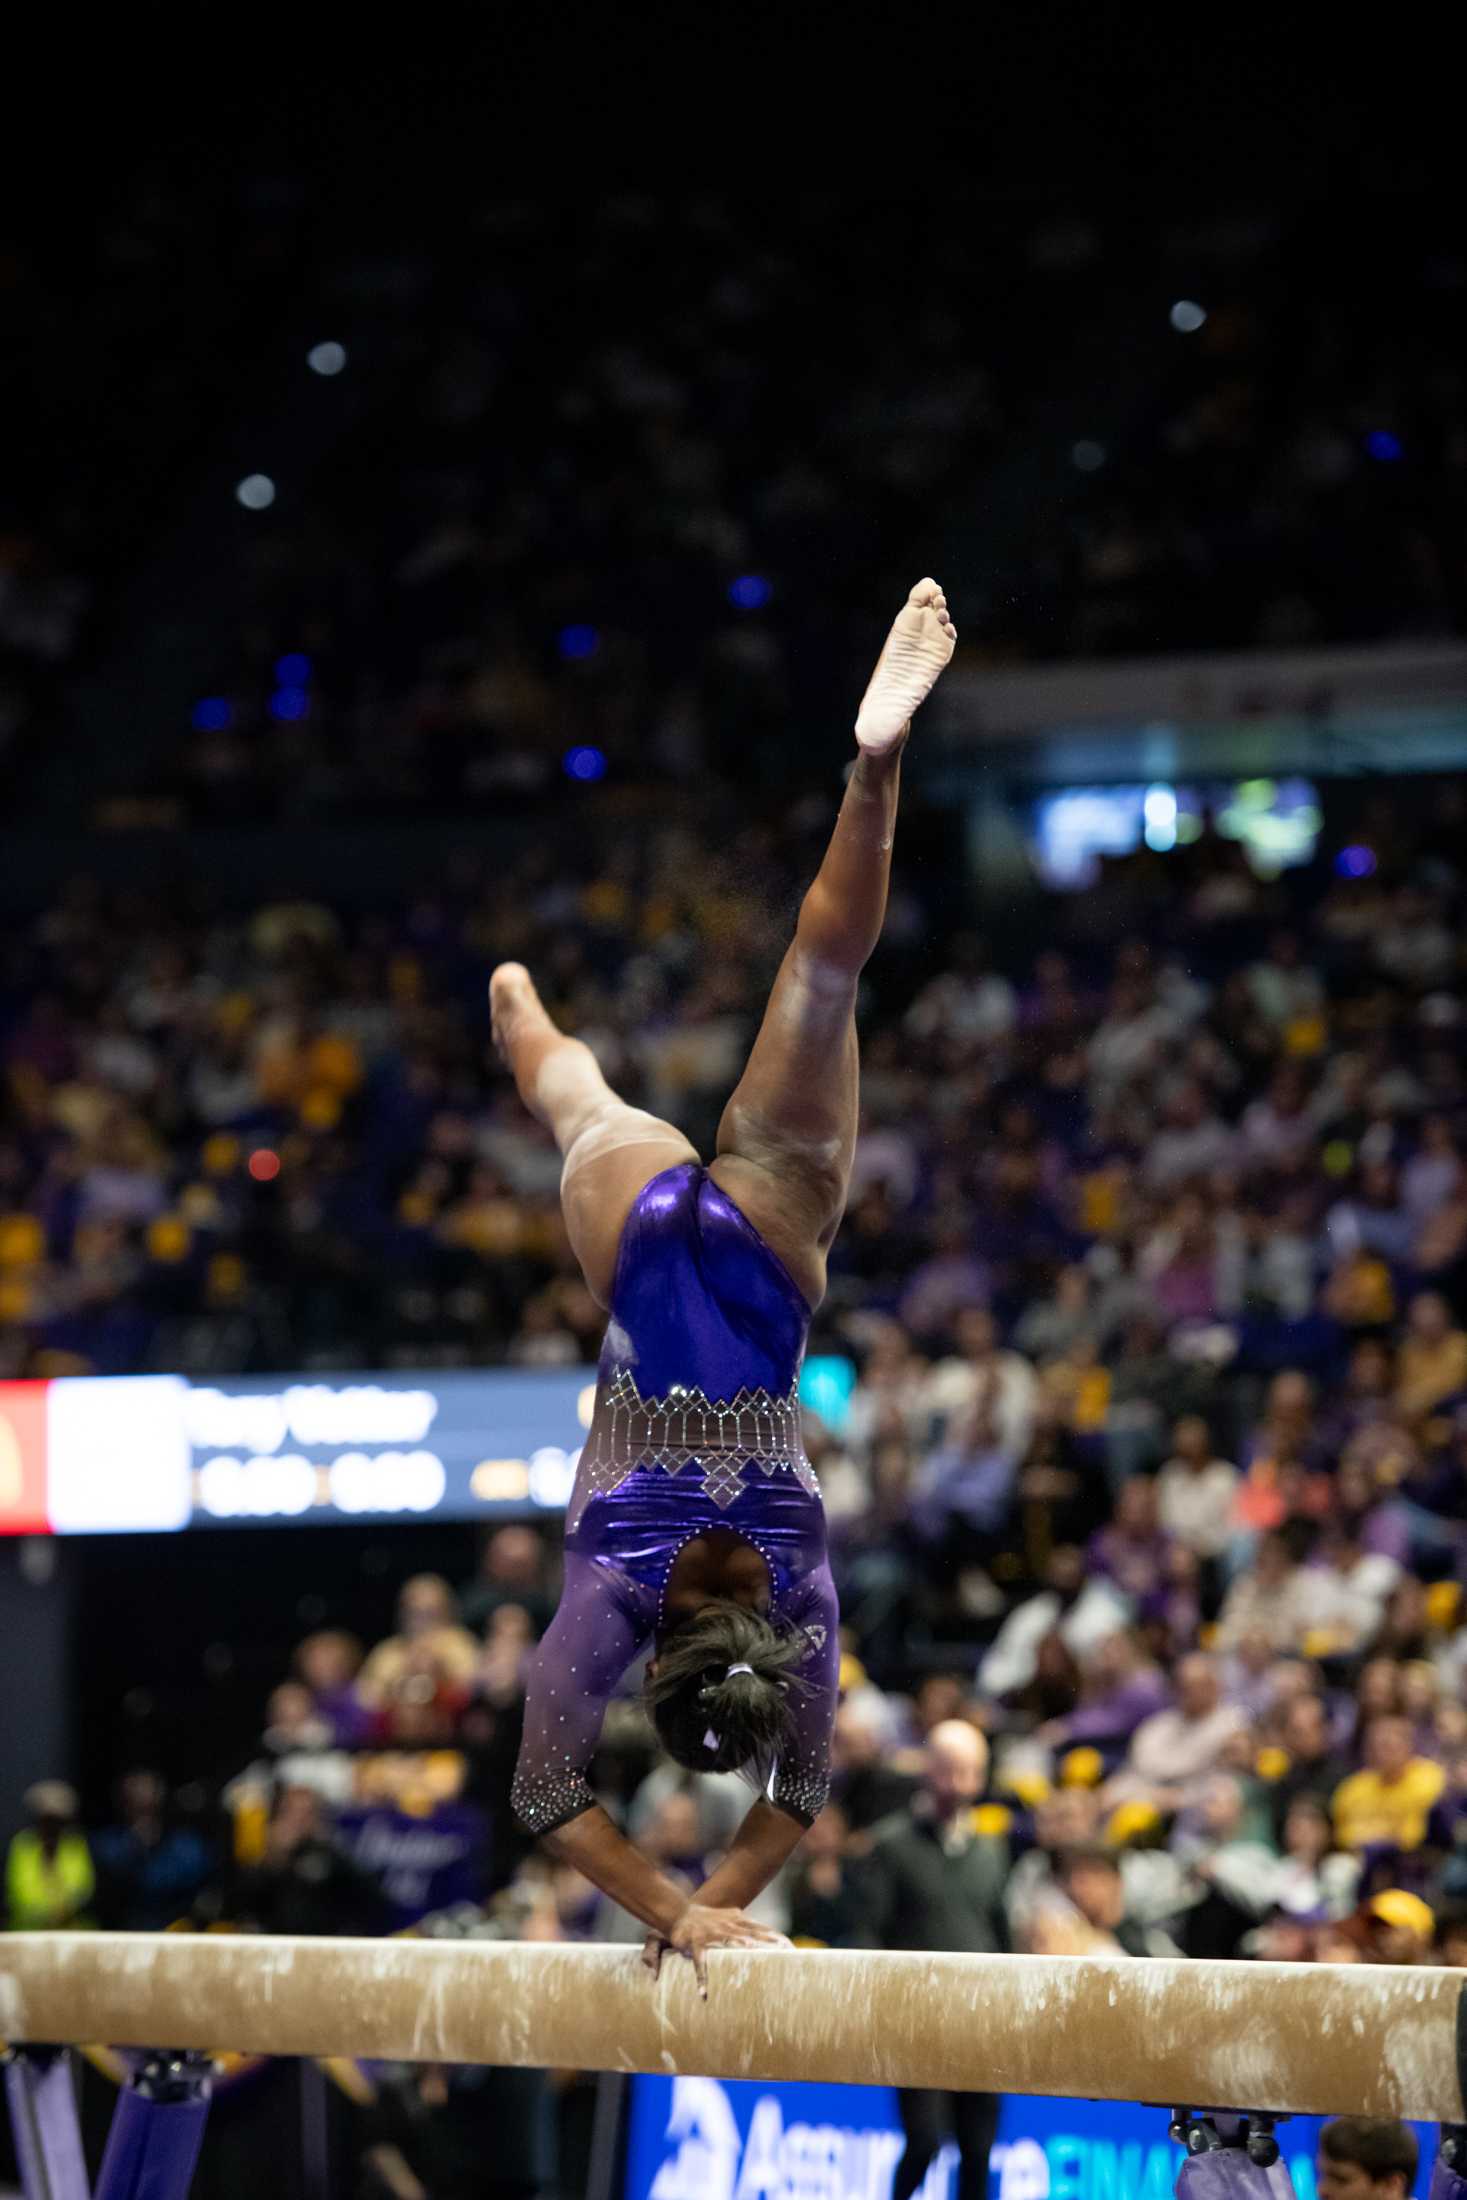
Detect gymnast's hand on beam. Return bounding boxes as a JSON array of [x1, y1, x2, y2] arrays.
[[643, 1903, 792, 1996]]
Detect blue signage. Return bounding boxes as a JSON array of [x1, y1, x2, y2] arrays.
[[623, 2079, 1436, 2200]]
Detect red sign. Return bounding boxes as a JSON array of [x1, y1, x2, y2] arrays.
[[0, 1380, 49, 1535]]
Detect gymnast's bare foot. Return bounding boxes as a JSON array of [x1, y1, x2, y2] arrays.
[[489, 961, 552, 1068], [853, 577, 958, 756]]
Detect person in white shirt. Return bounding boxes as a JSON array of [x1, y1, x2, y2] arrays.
[[843, 1317, 929, 1462], [1108, 1653, 1246, 1810], [1215, 1533, 1319, 1655], [1156, 1415, 1240, 1560], [919, 1306, 1037, 1462], [977, 1546, 1131, 1701]]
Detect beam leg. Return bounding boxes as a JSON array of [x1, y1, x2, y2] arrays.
[[1431, 2131, 1467, 2200], [3, 2047, 90, 2200], [92, 2053, 212, 2200], [1172, 2113, 1294, 2200]]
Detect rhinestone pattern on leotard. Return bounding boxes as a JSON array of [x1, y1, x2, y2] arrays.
[[567, 1367, 818, 1531]]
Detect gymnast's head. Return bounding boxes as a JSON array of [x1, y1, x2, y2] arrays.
[[644, 1599, 805, 1777]]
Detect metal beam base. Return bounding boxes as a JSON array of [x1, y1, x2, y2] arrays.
[[3, 2047, 90, 2200], [93, 2053, 212, 2200]]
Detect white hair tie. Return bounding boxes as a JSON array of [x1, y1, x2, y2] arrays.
[[726, 1662, 755, 1679]]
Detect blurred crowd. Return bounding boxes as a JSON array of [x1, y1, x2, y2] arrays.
[[7, 183, 1466, 827], [136, 193, 1467, 826]]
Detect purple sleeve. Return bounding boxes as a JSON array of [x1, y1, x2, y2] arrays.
[[771, 1563, 841, 1827], [511, 1553, 651, 1837]]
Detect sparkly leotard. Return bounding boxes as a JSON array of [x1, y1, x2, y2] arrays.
[[512, 1163, 839, 1837]]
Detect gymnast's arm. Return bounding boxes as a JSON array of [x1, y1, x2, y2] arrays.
[[514, 1554, 785, 1978], [681, 1796, 810, 1912]]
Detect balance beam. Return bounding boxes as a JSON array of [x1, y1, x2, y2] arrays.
[[2, 1936, 1461, 2118]]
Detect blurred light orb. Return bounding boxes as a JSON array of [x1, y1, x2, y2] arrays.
[[557, 624, 600, 661], [1143, 783, 1178, 852], [248, 1148, 282, 1183], [275, 652, 311, 685], [564, 745, 607, 782], [269, 686, 310, 723], [1071, 439, 1107, 472], [236, 474, 276, 510], [1169, 300, 1207, 333], [728, 574, 771, 609], [1366, 429, 1404, 462], [1337, 843, 1378, 878], [191, 697, 232, 732], [307, 341, 348, 377]]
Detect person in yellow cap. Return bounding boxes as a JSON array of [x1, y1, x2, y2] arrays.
[[1363, 1888, 1435, 1965], [1332, 1715, 1445, 1851], [5, 1781, 95, 1930]]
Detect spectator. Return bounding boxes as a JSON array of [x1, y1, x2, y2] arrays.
[[91, 1770, 214, 1932], [1269, 1793, 1361, 1922], [852, 1722, 1006, 2200], [1088, 1476, 1175, 1604], [1013, 1265, 1098, 1365], [294, 1631, 373, 1747], [1332, 1716, 1447, 1854], [1215, 1532, 1318, 1655], [1316, 2120, 1418, 2200], [1360, 1888, 1436, 1967], [843, 1320, 928, 1462], [1039, 1845, 1156, 1956], [262, 1680, 336, 1758], [1436, 1907, 1467, 1968], [1037, 1630, 1168, 1764], [1396, 1292, 1467, 1420], [357, 1575, 479, 1705], [977, 1545, 1130, 1702], [919, 1307, 1038, 1461], [1272, 1695, 1352, 1829], [1006, 1787, 1104, 1950], [829, 1698, 918, 1836], [213, 1785, 388, 1936], [1402, 1117, 1462, 1226], [5, 1782, 94, 1930], [459, 1525, 553, 1634], [1109, 1654, 1246, 1811], [1155, 1417, 1240, 1562], [1144, 1082, 1236, 1193], [362, 2061, 556, 2200], [787, 1803, 860, 1947]]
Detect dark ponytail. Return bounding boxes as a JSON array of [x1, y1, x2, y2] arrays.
[[644, 1600, 807, 1780]]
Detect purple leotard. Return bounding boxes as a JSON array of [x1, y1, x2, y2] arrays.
[[512, 1163, 839, 1837]]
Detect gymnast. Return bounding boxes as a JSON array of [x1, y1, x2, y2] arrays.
[[493, 580, 956, 1987]]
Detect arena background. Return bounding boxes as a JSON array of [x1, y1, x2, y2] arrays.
[[4, 16, 1467, 2200]]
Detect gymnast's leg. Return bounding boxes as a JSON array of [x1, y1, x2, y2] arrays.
[[489, 964, 696, 1307], [709, 578, 956, 1307]]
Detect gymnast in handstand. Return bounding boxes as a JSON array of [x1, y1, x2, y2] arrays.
[[495, 580, 956, 1987]]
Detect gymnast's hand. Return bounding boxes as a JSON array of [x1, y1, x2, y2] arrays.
[[644, 1903, 791, 1996]]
